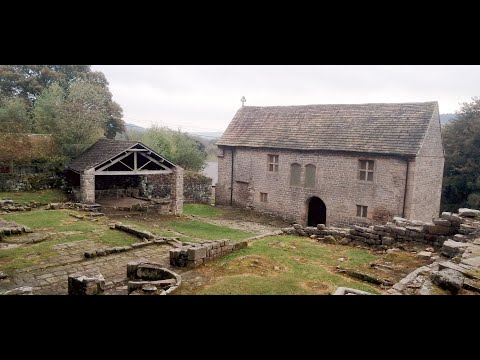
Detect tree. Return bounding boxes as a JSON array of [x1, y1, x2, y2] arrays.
[[0, 97, 32, 133], [32, 83, 65, 134], [55, 81, 112, 158], [127, 125, 208, 171], [0, 65, 125, 138], [442, 97, 480, 211]]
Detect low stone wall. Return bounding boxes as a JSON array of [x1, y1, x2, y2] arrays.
[[0, 219, 32, 239], [0, 172, 63, 192], [45, 202, 102, 212], [170, 240, 248, 268], [0, 199, 34, 213], [127, 261, 181, 295], [83, 238, 170, 259], [282, 210, 480, 248], [113, 223, 156, 240]]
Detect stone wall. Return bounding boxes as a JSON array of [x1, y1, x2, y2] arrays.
[[282, 209, 479, 248], [170, 240, 248, 268], [408, 107, 444, 222], [216, 147, 409, 225], [144, 171, 211, 204], [0, 173, 63, 192]]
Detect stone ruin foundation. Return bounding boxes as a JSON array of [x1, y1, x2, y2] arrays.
[[170, 240, 248, 268], [322, 208, 480, 295], [66, 262, 182, 295], [68, 273, 106, 295], [127, 261, 181, 295]]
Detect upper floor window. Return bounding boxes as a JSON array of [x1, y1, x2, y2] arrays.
[[290, 163, 301, 186], [359, 160, 374, 181], [268, 155, 279, 172], [305, 164, 316, 188]]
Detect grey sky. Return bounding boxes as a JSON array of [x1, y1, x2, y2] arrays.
[[92, 65, 480, 133]]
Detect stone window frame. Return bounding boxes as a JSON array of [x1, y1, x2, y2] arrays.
[[289, 163, 302, 187], [356, 205, 368, 218], [304, 164, 316, 188], [267, 154, 279, 172], [260, 192, 268, 202], [358, 159, 375, 182]]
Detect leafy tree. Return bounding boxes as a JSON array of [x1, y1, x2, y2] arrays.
[[127, 125, 207, 171], [32, 83, 65, 134], [0, 97, 32, 133], [442, 97, 480, 211], [0, 65, 125, 138], [55, 81, 112, 158]]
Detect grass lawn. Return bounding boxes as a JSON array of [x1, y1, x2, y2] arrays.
[[0, 210, 138, 274], [119, 216, 253, 243], [0, 189, 67, 205], [177, 235, 386, 295], [184, 204, 223, 217]]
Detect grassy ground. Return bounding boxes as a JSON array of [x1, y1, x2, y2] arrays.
[[0, 189, 67, 205], [177, 235, 385, 295], [183, 203, 291, 228], [1, 198, 428, 294], [0, 210, 138, 274], [0, 207, 254, 274], [184, 204, 223, 217], [117, 215, 253, 243]]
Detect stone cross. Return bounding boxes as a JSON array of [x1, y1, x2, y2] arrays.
[[240, 96, 246, 107]]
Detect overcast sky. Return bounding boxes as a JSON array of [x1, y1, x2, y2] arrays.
[[92, 65, 480, 133]]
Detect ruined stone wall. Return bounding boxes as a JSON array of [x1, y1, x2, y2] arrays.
[[283, 211, 478, 248], [0, 173, 63, 192], [216, 146, 408, 226], [170, 240, 248, 268], [409, 107, 445, 222]]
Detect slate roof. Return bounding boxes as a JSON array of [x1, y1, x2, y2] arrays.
[[216, 102, 439, 156], [68, 139, 177, 173]]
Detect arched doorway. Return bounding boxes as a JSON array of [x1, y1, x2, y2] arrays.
[[307, 197, 326, 226]]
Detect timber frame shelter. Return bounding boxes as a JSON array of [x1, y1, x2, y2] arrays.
[[67, 139, 183, 214]]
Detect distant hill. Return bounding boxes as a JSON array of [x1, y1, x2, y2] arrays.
[[440, 113, 456, 125], [187, 131, 223, 139], [125, 123, 147, 133]]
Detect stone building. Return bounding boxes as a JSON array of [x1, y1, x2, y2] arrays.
[[66, 139, 183, 215], [215, 102, 444, 226]]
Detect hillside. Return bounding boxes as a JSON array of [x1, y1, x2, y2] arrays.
[[440, 113, 456, 125]]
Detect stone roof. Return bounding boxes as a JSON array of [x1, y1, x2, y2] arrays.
[[217, 102, 439, 156], [68, 139, 176, 173]]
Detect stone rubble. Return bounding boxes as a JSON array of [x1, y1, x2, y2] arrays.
[[282, 209, 479, 250], [45, 202, 102, 212], [0, 286, 33, 295]]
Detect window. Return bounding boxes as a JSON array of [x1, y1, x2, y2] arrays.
[[260, 192, 268, 202], [290, 163, 301, 186], [268, 155, 279, 172], [305, 164, 316, 188], [359, 160, 374, 181], [356, 205, 368, 218]]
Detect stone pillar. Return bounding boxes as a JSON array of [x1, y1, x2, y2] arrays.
[[68, 273, 105, 295], [170, 167, 184, 215], [80, 168, 95, 203]]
